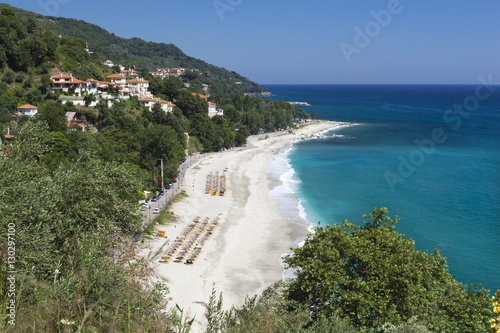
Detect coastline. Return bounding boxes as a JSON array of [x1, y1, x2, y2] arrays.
[[138, 120, 349, 330]]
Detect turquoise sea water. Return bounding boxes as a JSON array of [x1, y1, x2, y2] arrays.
[[266, 84, 499, 293]]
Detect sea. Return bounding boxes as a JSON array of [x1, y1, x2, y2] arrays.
[[265, 84, 499, 294]]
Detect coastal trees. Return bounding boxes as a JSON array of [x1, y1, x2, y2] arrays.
[[0, 122, 175, 331], [283, 207, 492, 332]]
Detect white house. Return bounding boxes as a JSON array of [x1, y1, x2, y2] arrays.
[[140, 97, 175, 112], [105, 74, 127, 86], [127, 78, 151, 98], [51, 74, 84, 93], [103, 60, 115, 67], [120, 69, 139, 78], [17, 104, 38, 117], [208, 102, 224, 117]]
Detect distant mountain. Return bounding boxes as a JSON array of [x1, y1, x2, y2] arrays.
[[0, 3, 267, 94]]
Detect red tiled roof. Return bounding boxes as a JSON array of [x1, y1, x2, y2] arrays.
[[66, 122, 84, 128], [17, 104, 38, 109], [127, 79, 149, 83], [192, 92, 208, 99], [106, 74, 126, 79], [51, 74, 72, 79]]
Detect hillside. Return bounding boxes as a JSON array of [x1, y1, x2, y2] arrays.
[[0, 3, 267, 95]]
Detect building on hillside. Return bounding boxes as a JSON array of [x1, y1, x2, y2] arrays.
[[127, 78, 151, 98], [103, 60, 115, 67], [202, 84, 210, 94], [149, 67, 186, 79], [10, 112, 22, 121], [208, 102, 223, 118], [51, 74, 84, 92], [106, 74, 127, 86], [191, 92, 209, 100], [120, 69, 139, 78], [65, 112, 85, 131], [17, 104, 38, 117], [140, 97, 175, 112]]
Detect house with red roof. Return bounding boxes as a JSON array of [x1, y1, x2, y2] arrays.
[[127, 78, 151, 98], [51, 74, 84, 92], [105, 74, 127, 86], [10, 112, 23, 121], [208, 102, 224, 117], [120, 69, 139, 78], [140, 97, 175, 113], [103, 60, 115, 67], [191, 92, 209, 100], [17, 104, 38, 117], [150, 67, 186, 79], [65, 112, 85, 131]]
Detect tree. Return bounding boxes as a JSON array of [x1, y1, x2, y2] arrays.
[[175, 89, 208, 117], [83, 93, 96, 107], [139, 124, 185, 178], [151, 102, 167, 124], [36, 100, 67, 132], [284, 207, 492, 332], [0, 121, 175, 332]]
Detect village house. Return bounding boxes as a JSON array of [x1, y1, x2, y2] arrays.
[[51, 74, 131, 105], [149, 67, 186, 79], [208, 102, 224, 118], [105, 74, 127, 86], [127, 78, 152, 98], [120, 69, 139, 78], [191, 93, 223, 117], [17, 104, 38, 117], [65, 112, 85, 131], [10, 112, 22, 121], [103, 60, 115, 67], [140, 97, 176, 113], [191, 92, 209, 100], [51, 74, 84, 92]]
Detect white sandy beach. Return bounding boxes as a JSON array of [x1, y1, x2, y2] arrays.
[[138, 121, 347, 331]]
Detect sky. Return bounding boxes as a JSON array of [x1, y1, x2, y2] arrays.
[[3, 0, 500, 84]]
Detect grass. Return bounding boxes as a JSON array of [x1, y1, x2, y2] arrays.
[[141, 191, 188, 238], [173, 190, 188, 202]]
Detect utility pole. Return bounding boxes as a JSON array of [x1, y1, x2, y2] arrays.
[[158, 158, 164, 189]]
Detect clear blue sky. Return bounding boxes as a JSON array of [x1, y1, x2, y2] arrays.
[[4, 0, 500, 84]]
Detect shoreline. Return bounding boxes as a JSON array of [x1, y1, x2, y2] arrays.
[[137, 120, 351, 331]]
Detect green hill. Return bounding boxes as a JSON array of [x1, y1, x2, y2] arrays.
[[0, 3, 267, 94]]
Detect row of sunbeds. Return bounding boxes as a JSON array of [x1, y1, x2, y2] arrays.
[[159, 216, 221, 265], [205, 171, 227, 196]]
